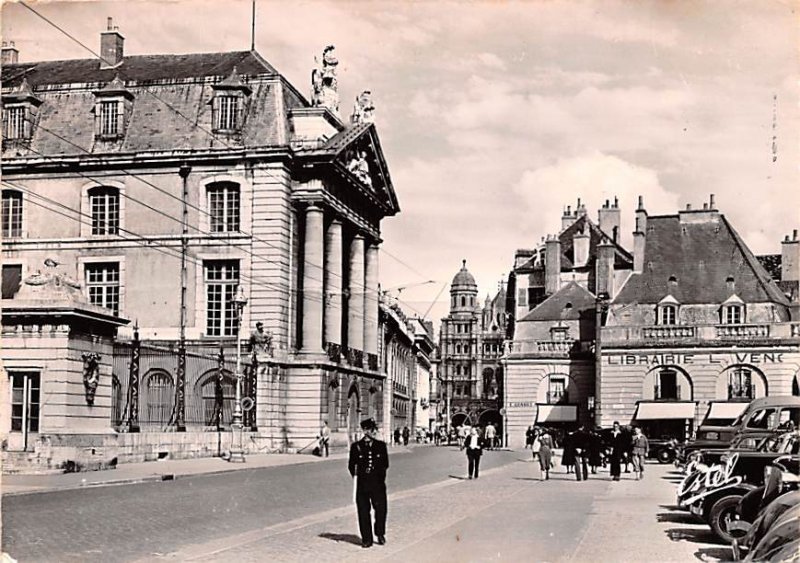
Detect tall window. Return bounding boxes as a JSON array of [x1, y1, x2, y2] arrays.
[[208, 183, 240, 233], [200, 373, 235, 426], [143, 371, 174, 426], [2, 264, 22, 299], [214, 95, 241, 131], [205, 260, 240, 337], [722, 305, 743, 325], [658, 305, 677, 325], [2, 190, 23, 238], [656, 369, 680, 400], [548, 377, 567, 404], [728, 368, 753, 399], [3, 106, 26, 140], [88, 186, 120, 235], [86, 262, 120, 315], [98, 100, 122, 137]]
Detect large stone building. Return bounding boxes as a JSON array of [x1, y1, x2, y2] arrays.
[[0, 23, 399, 469], [436, 261, 506, 434], [597, 197, 800, 439], [504, 199, 632, 445], [503, 195, 800, 448]]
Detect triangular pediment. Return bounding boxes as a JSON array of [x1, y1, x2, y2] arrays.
[[328, 123, 400, 214], [658, 294, 680, 305]]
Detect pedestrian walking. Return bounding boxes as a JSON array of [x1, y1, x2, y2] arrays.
[[588, 427, 602, 474], [348, 418, 389, 548], [631, 426, 649, 480], [531, 427, 541, 462], [525, 425, 535, 450], [393, 427, 401, 446], [572, 426, 590, 481], [485, 423, 496, 450], [402, 425, 410, 446], [537, 428, 554, 481], [609, 421, 627, 481], [318, 421, 331, 458], [561, 431, 576, 474], [463, 426, 484, 479]]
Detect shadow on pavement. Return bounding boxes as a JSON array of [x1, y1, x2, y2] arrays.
[[658, 512, 699, 524], [512, 477, 542, 482], [318, 532, 362, 546], [659, 504, 685, 512], [694, 546, 734, 561], [448, 475, 467, 480], [666, 527, 724, 545]]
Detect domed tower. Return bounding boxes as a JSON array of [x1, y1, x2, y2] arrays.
[[450, 259, 478, 313]]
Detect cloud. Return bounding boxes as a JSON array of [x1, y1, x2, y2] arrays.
[[512, 152, 681, 248], [477, 52, 507, 70]]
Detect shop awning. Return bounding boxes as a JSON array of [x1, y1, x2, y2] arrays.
[[634, 402, 696, 420], [706, 402, 748, 421], [536, 404, 578, 423]]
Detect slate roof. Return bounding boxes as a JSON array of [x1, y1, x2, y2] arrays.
[[519, 281, 597, 322], [757, 254, 782, 281], [614, 214, 790, 305], [1, 51, 280, 88]]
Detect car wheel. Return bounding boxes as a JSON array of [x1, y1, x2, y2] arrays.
[[709, 495, 749, 543], [657, 448, 675, 464]]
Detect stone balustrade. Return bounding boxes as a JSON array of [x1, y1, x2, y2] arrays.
[[602, 322, 798, 345]]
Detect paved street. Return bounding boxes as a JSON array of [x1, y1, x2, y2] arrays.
[[2, 446, 735, 562]]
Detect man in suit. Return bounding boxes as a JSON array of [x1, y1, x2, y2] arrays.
[[609, 421, 628, 481], [348, 418, 389, 548], [572, 425, 591, 481], [463, 426, 484, 479]]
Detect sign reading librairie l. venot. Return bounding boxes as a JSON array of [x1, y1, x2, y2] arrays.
[[605, 352, 784, 366]]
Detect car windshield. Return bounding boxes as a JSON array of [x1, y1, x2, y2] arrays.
[[730, 435, 761, 450]]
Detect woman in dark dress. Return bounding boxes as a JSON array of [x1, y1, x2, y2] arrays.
[[561, 431, 576, 474], [588, 428, 603, 474]]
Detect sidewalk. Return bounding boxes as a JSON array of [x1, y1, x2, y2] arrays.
[[2, 446, 426, 496], [147, 459, 708, 563]]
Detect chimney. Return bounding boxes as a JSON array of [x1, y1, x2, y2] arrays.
[[2, 41, 19, 65], [726, 276, 736, 294], [573, 225, 590, 267], [596, 238, 616, 297], [781, 229, 800, 283], [561, 205, 574, 231], [633, 217, 646, 274], [575, 197, 587, 217], [100, 17, 124, 69], [545, 235, 562, 295], [514, 248, 535, 269], [598, 197, 621, 242]]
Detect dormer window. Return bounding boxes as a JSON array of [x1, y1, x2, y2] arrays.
[[656, 294, 680, 325], [98, 100, 123, 137], [723, 304, 743, 324], [214, 95, 241, 131], [93, 75, 133, 141], [211, 67, 251, 134], [2, 78, 42, 144], [721, 294, 745, 324]]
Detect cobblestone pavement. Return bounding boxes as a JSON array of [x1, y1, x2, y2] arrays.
[[154, 460, 727, 563], [1, 446, 517, 562]]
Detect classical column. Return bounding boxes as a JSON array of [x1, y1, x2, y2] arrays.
[[348, 234, 365, 353], [364, 243, 379, 360], [302, 204, 324, 353], [324, 219, 343, 350]]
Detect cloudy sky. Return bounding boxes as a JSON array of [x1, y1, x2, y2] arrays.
[[3, 0, 798, 326]]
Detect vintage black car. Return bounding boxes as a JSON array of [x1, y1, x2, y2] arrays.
[[677, 432, 799, 542]]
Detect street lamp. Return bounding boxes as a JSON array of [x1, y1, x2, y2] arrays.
[[229, 285, 248, 463]]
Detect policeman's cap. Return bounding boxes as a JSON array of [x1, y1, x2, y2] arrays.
[[360, 418, 378, 431]]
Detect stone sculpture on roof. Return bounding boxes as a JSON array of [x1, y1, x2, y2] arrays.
[[311, 45, 339, 114], [351, 90, 375, 124], [347, 150, 372, 187]]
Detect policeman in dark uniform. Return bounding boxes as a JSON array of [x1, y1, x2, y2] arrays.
[[348, 417, 389, 548]]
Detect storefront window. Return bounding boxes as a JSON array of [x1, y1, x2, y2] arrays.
[[728, 368, 753, 399]]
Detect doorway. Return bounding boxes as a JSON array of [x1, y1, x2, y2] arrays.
[[8, 371, 41, 451]]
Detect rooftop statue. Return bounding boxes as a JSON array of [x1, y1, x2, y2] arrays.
[[311, 45, 339, 114]]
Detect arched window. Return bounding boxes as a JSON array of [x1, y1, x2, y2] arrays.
[[455, 365, 461, 376], [547, 376, 568, 404], [460, 296, 466, 307], [728, 368, 753, 399], [143, 371, 174, 426], [207, 182, 240, 233], [88, 186, 120, 235], [1, 190, 23, 238]]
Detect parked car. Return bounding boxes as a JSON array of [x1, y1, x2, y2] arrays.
[[647, 437, 682, 464], [679, 397, 800, 466], [676, 432, 799, 542], [737, 502, 800, 562]]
